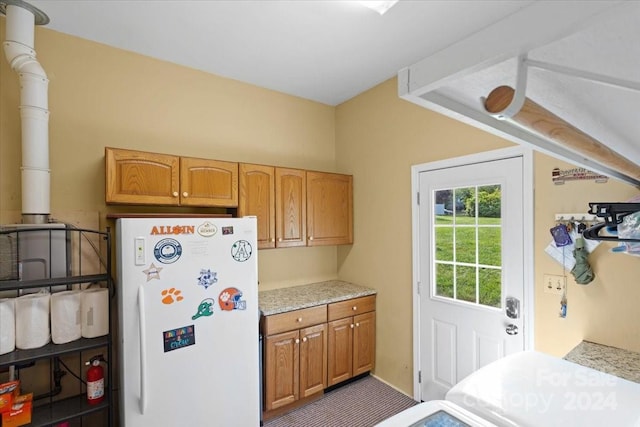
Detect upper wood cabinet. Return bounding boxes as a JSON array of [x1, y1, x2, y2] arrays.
[[276, 168, 306, 248], [239, 164, 276, 249], [105, 147, 179, 205], [239, 165, 307, 249], [180, 157, 238, 207], [306, 171, 353, 246], [105, 147, 238, 207]]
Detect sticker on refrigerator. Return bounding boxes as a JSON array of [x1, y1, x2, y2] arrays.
[[163, 325, 195, 353], [161, 287, 184, 305], [151, 225, 195, 235], [218, 287, 246, 311], [142, 263, 163, 281], [197, 269, 218, 290], [230, 240, 252, 262], [222, 226, 234, 235], [154, 238, 183, 264], [197, 221, 218, 237], [191, 298, 215, 320]]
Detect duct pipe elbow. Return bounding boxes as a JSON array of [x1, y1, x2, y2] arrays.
[[4, 41, 47, 78], [3, 40, 34, 64]]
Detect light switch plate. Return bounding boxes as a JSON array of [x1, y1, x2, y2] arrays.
[[543, 274, 566, 295], [134, 237, 145, 265]]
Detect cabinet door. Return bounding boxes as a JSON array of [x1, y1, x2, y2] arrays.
[[105, 147, 180, 205], [353, 311, 376, 376], [265, 330, 300, 411], [275, 168, 306, 248], [327, 317, 353, 387], [180, 157, 238, 207], [306, 171, 353, 246], [299, 323, 327, 398], [239, 164, 275, 249]]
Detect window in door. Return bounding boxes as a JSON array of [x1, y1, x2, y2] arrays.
[[433, 185, 502, 308]]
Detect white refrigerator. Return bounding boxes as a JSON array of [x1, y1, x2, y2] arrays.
[[116, 217, 260, 426]]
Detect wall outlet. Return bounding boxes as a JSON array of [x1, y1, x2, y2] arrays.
[[543, 274, 566, 295]]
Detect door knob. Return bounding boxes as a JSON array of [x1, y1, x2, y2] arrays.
[[505, 324, 518, 335]]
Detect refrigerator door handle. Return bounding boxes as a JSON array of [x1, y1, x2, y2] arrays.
[[138, 286, 148, 414]]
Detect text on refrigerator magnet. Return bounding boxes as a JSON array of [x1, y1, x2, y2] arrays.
[[231, 240, 252, 262], [197, 221, 218, 237], [222, 226, 234, 235], [142, 263, 163, 281], [191, 298, 215, 320], [154, 238, 183, 264], [218, 287, 246, 311], [197, 269, 218, 290], [150, 225, 195, 235], [161, 287, 184, 305], [163, 325, 195, 353]]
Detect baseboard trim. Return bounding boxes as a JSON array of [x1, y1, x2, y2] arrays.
[[370, 374, 416, 401]]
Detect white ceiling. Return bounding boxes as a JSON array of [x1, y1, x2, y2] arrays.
[[7, 0, 639, 185], [25, 0, 536, 106]]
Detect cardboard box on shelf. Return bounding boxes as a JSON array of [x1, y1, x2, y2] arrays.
[[0, 381, 20, 413], [1, 393, 33, 427]]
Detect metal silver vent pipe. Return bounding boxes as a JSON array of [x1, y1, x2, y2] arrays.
[[1, 0, 50, 224]]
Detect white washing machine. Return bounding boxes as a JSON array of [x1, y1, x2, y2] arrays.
[[377, 351, 640, 427], [375, 400, 497, 427], [446, 351, 640, 427]]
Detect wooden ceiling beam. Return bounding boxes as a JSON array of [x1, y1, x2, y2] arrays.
[[484, 85, 640, 182]]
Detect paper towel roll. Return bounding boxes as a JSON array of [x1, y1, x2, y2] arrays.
[[81, 288, 109, 338], [15, 292, 50, 349], [51, 290, 82, 344], [0, 298, 15, 355]]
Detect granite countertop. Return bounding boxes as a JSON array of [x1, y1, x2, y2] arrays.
[[259, 280, 376, 316], [564, 341, 640, 383]]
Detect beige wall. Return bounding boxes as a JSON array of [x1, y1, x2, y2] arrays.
[[533, 153, 640, 356], [0, 22, 338, 289], [2, 22, 640, 401]]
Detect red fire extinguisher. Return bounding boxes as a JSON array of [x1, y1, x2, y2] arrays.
[[86, 355, 105, 405]]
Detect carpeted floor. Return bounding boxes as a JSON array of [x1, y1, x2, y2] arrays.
[[264, 375, 417, 427]]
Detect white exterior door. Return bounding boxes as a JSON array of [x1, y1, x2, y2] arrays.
[[413, 148, 532, 401]]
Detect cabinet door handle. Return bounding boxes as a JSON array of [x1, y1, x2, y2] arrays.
[[297, 317, 302, 322], [352, 306, 357, 311], [309, 236, 314, 241], [271, 238, 275, 242], [182, 191, 188, 197], [302, 337, 307, 342], [172, 191, 179, 197], [350, 324, 354, 329], [356, 322, 360, 327], [295, 338, 300, 344], [278, 238, 282, 242]]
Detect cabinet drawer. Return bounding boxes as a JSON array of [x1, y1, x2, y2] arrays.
[[328, 295, 376, 322], [263, 305, 327, 335]]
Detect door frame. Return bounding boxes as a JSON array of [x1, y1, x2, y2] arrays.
[[410, 146, 535, 401]]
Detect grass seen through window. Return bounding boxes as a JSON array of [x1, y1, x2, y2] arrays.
[[434, 213, 502, 308]]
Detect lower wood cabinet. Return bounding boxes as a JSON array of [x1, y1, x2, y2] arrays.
[[327, 297, 376, 386], [262, 295, 375, 419], [264, 324, 327, 411]]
